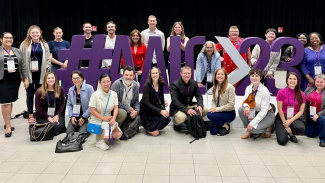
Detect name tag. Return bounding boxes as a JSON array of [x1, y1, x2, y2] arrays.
[[287, 106, 294, 119], [7, 58, 16, 73], [207, 72, 213, 83], [31, 58, 39, 72], [315, 66, 322, 75], [73, 104, 81, 116], [248, 108, 255, 121], [310, 106, 317, 118], [47, 107, 55, 117]]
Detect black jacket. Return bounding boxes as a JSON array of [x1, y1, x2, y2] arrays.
[[169, 78, 204, 116], [140, 83, 165, 116]]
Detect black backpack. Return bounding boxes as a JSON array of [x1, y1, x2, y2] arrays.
[[186, 108, 206, 143], [119, 115, 141, 140]]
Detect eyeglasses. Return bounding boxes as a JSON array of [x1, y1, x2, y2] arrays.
[[72, 77, 80, 81], [101, 81, 111, 84], [182, 73, 191, 75], [206, 47, 214, 50], [310, 37, 319, 41], [229, 31, 239, 33], [3, 37, 13, 40], [298, 37, 307, 40], [174, 22, 182, 25]]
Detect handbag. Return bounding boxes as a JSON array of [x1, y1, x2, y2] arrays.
[[29, 122, 57, 141], [87, 91, 111, 134], [55, 132, 87, 153]]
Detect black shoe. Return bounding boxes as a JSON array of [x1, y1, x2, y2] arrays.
[[173, 124, 181, 131], [218, 124, 230, 136], [4, 125, 15, 131], [320, 142, 325, 147], [5, 132, 12, 138], [289, 135, 298, 143]]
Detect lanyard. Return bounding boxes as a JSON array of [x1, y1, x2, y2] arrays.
[[229, 37, 240, 46], [252, 85, 258, 98], [311, 46, 320, 62], [3, 47, 12, 58], [101, 91, 111, 124], [124, 86, 132, 101], [205, 54, 211, 73], [47, 92, 56, 107], [152, 85, 161, 101], [32, 42, 40, 57], [286, 87, 296, 106], [310, 90, 323, 105]]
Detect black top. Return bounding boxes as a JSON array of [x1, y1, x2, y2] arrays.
[[76, 93, 84, 117], [84, 35, 94, 48], [30, 42, 43, 69], [3, 55, 20, 79], [281, 46, 294, 61], [169, 78, 204, 116], [140, 83, 165, 116]]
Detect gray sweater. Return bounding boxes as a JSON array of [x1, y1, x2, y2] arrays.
[[0, 46, 28, 80], [302, 86, 325, 121], [110, 77, 140, 113]]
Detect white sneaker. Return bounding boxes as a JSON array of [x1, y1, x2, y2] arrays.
[[96, 140, 109, 150]]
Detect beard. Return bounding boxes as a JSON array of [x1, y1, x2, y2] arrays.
[[124, 79, 132, 85]]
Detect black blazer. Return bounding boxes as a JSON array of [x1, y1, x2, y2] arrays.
[[169, 78, 204, 116], [140, 83, 165, 116]]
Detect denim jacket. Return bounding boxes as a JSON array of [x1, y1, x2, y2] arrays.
[[195, 53, 221, 83], [67, 83, 94, 119]]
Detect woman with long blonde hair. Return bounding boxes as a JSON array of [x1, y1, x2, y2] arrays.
[[19, 25, 51, 123], [207, 68, 236, 136], [35, 72, 66, 135], [167, 22, 189, 67]]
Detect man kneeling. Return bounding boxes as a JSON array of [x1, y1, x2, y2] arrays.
[[169, 65, 208, 131], [111, 66, 140, 127]]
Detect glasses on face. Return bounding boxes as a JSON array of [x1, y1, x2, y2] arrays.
[[206, 47, 214, 50], [3, 37, 13, 40], [229, 31, 239, 33], [182, 73, 191, 75], [72, 77, 80, 81], [101, 81, 111, 84], [310, 37, 319, 41], [298, 37, 306, 40]]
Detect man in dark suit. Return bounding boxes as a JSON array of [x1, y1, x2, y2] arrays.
[[169, 65, 208, 131]]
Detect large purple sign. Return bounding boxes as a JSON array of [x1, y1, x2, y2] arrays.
[[57, 35, 304, 96]]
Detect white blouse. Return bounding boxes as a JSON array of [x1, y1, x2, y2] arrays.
[[242, 83, 272, 129]]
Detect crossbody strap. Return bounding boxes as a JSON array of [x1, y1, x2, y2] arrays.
[[52, 41, 58, 56], [101, 91, 111, 124]]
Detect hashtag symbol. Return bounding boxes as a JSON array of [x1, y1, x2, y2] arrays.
[[56, 35, 112, 93]]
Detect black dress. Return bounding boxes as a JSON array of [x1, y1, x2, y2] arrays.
[[0, 55, 21, 104], [140, 83, 170, 132]]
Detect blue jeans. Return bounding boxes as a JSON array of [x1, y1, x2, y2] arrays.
[[207, 110, 236, 135], [306, 116, 325, 142]]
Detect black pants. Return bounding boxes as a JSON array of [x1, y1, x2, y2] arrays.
[[36, 115, 66, 136], [26, 72, 41, 114], [135, 66, 142, 83], [201, 76, 213, 91], [275, 113, 305, 145]]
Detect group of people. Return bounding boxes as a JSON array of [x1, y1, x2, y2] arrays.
[[0, 14, 325, 150]]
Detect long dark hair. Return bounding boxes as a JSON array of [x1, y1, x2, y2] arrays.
[[286, 72, 303, 106], [146, 67, 165, 85]]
